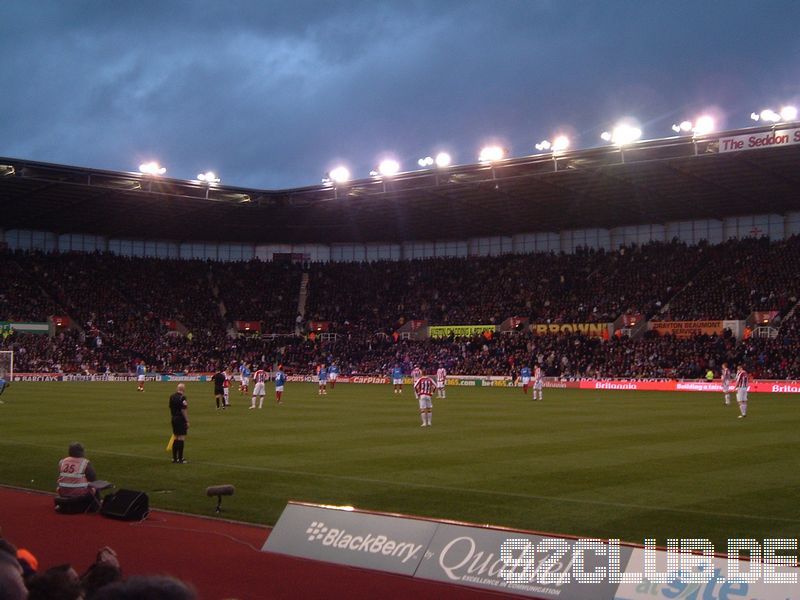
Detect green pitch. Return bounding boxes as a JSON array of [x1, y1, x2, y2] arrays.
[[1, 382, 799, 547]]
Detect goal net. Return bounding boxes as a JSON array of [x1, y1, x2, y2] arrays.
[[0, 351, 13, 382]]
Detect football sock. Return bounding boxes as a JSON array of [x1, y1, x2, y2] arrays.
[[174, 440, 184, 461]]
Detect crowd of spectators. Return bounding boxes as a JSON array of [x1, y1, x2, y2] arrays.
[[0, 534, 196, 599], [211, 259, 301, 333], [656, 236, 800, 320], [2, 237, 800, 379], [271, 327, 797, 380], [304, 241, 713, 333]]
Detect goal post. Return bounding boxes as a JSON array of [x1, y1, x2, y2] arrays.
[[0, 351, 13, 382]]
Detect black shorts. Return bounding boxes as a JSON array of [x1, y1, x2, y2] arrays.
[[171, 416, 188, 436], [214, 387, 224, 395]]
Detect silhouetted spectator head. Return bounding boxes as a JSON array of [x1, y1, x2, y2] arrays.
[[68, 443, 85, 458], [0, 538, 27, 600], [26, 565, 82, 600], [92, 575, 196, 600]]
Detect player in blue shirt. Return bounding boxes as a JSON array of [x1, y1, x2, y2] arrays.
[[317, 364, 328, 396], [328, 363, 339, 390], [520, 366, 532, 394], [274, 365, 286, 405], [391, 365, 403, 394], [136, 362, 146, 392], [238, 362, 251, 394], [0, 377, 8, 404]]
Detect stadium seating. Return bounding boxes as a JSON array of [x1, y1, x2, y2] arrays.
[[2, 236, 800, 378]]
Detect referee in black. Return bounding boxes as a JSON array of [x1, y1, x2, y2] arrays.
[[169, 383, 189, 464], [212, 369, 226, 410]]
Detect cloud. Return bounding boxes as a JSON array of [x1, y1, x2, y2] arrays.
[[1, 0, 799, 188]]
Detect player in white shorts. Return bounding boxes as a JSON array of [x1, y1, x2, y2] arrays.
[[735, 365, 749, 418], [223, 368, 233, 407], [414, 373, 436, 427], [250, 368, 268, 409], [532, 365, 543, 401], [328, 363, 339, 390], [238, 362, 251, 395], [435, 366, 447, 398]]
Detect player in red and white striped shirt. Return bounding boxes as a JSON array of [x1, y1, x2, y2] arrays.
[[414, 372, 436, 427], [436, 367, 447, 399], [734, 365, 749, 418], [532, 365, 543, 401], [250, 368, 268, 409]]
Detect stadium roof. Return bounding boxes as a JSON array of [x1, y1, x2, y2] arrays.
[[1, 124, 799, 244]]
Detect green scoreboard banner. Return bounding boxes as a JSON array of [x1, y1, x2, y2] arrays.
[[428, 325, 495, 338]]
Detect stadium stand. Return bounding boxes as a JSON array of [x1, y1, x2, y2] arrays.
[[3, 234, 800, 378]]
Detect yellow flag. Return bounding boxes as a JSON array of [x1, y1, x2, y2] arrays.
[[166, 434, 175, 452]]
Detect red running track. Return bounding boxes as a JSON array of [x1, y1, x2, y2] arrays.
[[0, 486, 519, 599]]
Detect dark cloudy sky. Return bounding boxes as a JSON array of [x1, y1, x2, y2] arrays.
[[2, 1, 799, 189]]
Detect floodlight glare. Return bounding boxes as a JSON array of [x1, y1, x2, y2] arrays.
[[197, 171, 220, 183], [139, 161, 166, 175], [780, 106, 798, 121], [378, 159, 400, 176], [680, 121, 693, 132], [534, 140, 551, 152], [602, 123, 641, 145], [551, 136, 570, 152], [760, 109, 780, 123], [692, 115, 714, 135], [328, 166, 350, 184], [434, 152, 451, 167], [418, 157, 433, 167], [750, 112, 760, 122], [479, 146, 505, 162]]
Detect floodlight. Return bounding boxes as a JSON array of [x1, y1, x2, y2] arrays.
[[139, 161, 166, 175], [418, 157, 433, 167], [602, 123, 641, 145], [479, 146, 505, 162], [760, 109, 780, 123], [328, 166, 350, 184], [692, 116, 715, 135], [434, 152, 451, 167], [750, 112, 760, 121], [780, 106, 798, 121], [534, 140, 551, 152], [551, 136, 570, 152], [680, 120, 693, 132], [197, 171, 220, 183], [378, 159, 400, 176]]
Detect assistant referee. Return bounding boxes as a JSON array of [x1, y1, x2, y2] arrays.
[[169, 383, 189, 464]]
